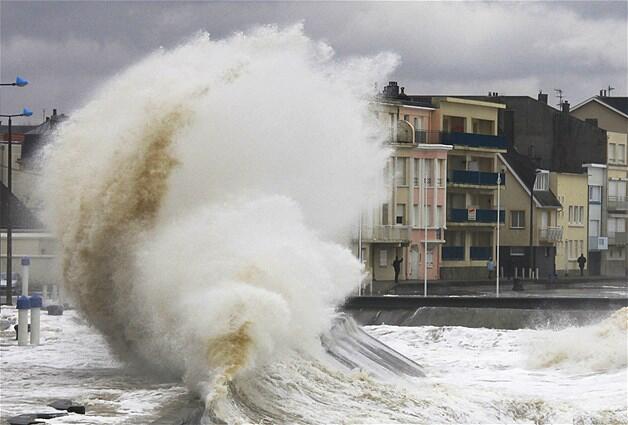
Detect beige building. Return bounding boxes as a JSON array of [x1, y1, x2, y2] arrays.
[[572, 96, 627, 277], [550, 172, 588, 274], [497, 152, 562, 278]]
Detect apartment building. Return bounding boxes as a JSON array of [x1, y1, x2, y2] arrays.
[[572, 96, 627, 277], [359, 83, 452, 282], [426, 97, 508, 280]]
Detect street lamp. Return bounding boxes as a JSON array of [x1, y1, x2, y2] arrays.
[[1, 76, 29, 87], [1, 107, 33, 305], [496, 169, 503, 296]]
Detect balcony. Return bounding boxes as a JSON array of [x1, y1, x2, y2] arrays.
[[448, 208, 505, 224], [449, 170, 505, 186], [442, 246, 464, 260], [608, 196, 628, 211], [361, 225, 411, 243], [589, 236, 608, 251], [470, 246, 492, 260], [440, 131, 507, 150], [608, 232, 627, 245], [539, 227, 563, 242]]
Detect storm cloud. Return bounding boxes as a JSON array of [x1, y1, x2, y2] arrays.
[[1, 1, 626, 124]]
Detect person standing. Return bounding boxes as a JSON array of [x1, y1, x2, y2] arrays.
[[487, 257, 495, 279], [577, 253, 587, 277], [392, 256, 403, 283]]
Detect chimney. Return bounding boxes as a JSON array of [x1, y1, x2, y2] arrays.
[[538, 91, 548, 104], [400, 87, 405, 95], [53, 109, 57, 116], [561, 101, 570, 113], [383, 81, 400, 97], [599, 90, 604, 96]]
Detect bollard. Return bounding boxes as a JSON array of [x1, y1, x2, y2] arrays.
[[30, 295, 42, 345], [21, 257, 31, 296], [17, 296, 31, 346]]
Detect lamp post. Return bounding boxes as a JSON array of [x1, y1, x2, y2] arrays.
[[1, 105, 32, 305], [496, 170, 502, 296], [424, 171, 428, 296]]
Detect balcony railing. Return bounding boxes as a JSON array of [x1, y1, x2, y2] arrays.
[[448, 208, 505, 223], [440, 131, 507, 149], [608, 232, 628, 245], [362, 225, 411, 242], [411, 130, 507, 149], [449, 170, 505, 186], [608, 196, 628, 211], [470, 246, 492, 260], [539, 226, 563, 242], [442, 246, 464, 260]]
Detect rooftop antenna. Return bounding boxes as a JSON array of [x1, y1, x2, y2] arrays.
[[554, 89, 563, 108], [607, 85, 615, 96]]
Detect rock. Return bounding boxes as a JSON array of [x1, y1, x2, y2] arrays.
[[48, 399, 85, 414], [0, 318, 11, 331], [46, 305, 64, 316], [36, 412, 68, 419]]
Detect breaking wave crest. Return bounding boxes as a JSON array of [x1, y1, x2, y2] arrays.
[[526, 307, 628, 372], [41, 23, 397, 406]]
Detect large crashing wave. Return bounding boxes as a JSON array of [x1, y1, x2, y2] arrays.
[[41, 25, 397, 401]]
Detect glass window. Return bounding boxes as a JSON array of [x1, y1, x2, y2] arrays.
[[618, 218, 626, 233], [534, 172, 549, 191], [589, 186, 602, 203], [569, 206, 573, 223], [609, 143, 616, 162], [618, 145, 626, 164], [511, 211, 525, 228], [382, 203, 389, 225], [403, 114, 410, 122], [395, 203, 406, 225], [395, 157, 407, 186], [510, 247, 525, 256], [589, 220, 600, 237], [579, 206, 584, 224], [379, 249, 388, 266]]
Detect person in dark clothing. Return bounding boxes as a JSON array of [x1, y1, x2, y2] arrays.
[[392, 256, 403, 283], [577, 253, 587, 276]]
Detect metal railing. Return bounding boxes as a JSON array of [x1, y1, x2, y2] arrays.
[[470, 246, 492, 260], [361, 225, 411, 242], [442, 246, 464, 260], [608, 196, 628, 211], [407, 130, 507, 149], [449, 170, 505, 186], [538, 226, 563, 242], [449, 208, 506, 223]]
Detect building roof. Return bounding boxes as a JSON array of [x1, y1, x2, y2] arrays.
[[0, 183, 44, 230], [500, 150, 562, 209], [572, 96, 628, 118]]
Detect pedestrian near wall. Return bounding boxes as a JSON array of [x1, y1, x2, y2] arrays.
[[577, 253, 587, 277], [392, 256, 403, 283], [487, 257, 495, 279]]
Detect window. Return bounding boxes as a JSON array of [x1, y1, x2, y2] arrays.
[[589, 220, 600, 237], [472, 119, 494, 135], [618, 145, 626, 164], [395, 157, 407, 186], [579, 206, 584, 224], [608, 181, 626, 201], [589, 186, 602, 203], [379, 249, 388, 267], [436, 206, 443, 227], [413, 204, 420, 227], [534, 172, 549, 191], [609, 247, 625, 260], [510, 247, 525, 256], [608, 217, 626, 235], [382, 203, 389, 225], [425, 159, 434, 186], [413, 116, 425, 131], [569, 206, 573, 223], [395, 203, 406, 225], [609, 143, 616, 163], [511, 211, 525, 229], [443, 115, 466, 133], [403, 114, 410, 122]]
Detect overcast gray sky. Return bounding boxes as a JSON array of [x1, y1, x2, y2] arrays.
[[1, 1, 626, 125]]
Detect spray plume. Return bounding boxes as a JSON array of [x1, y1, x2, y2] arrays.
[[41, 24, 397, 400]]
